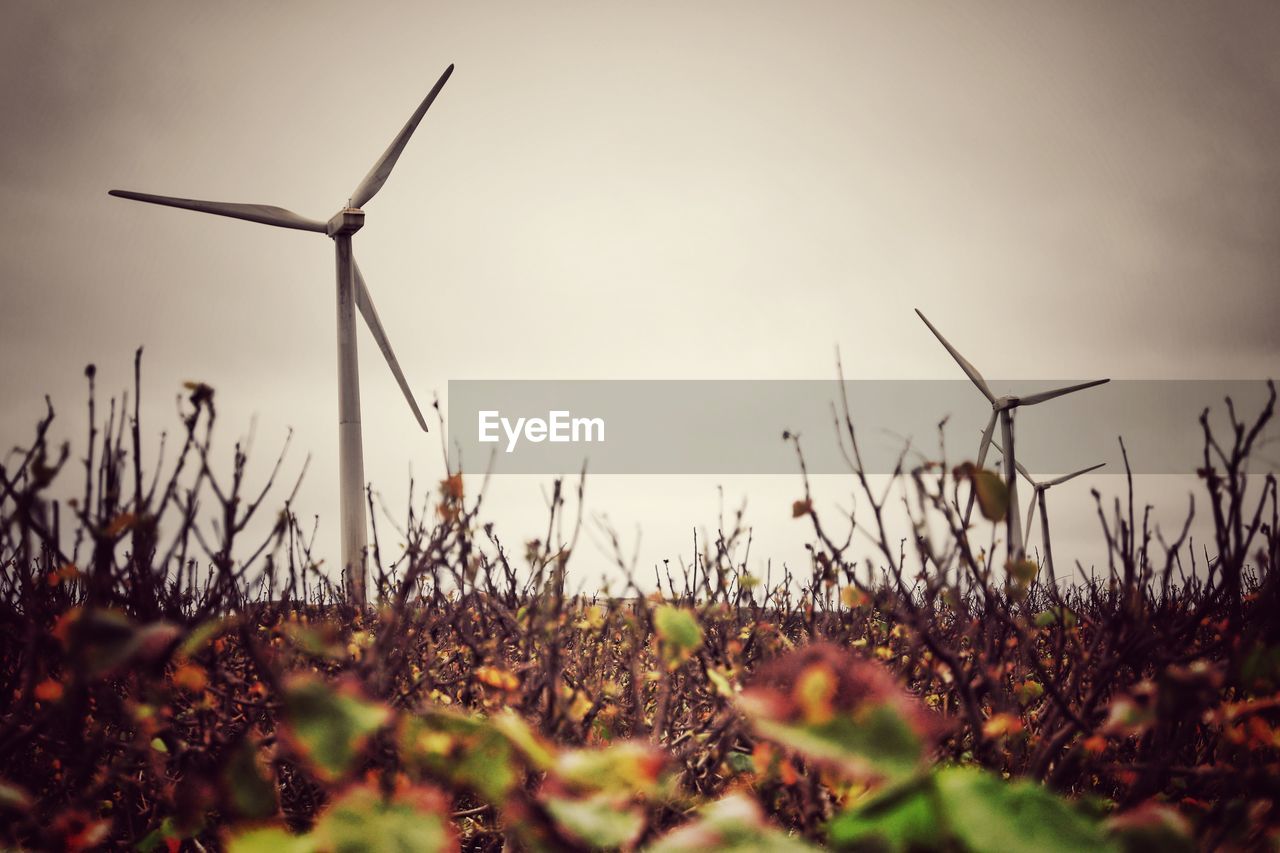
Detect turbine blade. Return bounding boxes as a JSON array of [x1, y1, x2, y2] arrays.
[[914, 309, 996, 403], [1046, 461, 1106, 487], [1024, 489, 1039, 537], [962, 410, 1000, 526], [108, 189, 326, 232], [350, 64, 454, 208], [1017, 378, 1110, 407], [975, 411, 998, 468], [353, 260, 429, 432], [988, 434, 1035, 485]]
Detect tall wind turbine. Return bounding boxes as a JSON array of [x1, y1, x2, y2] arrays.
[[991, 437, 1105, 585], [110, 64, 455, 606], [914, 308, 1108, 559]]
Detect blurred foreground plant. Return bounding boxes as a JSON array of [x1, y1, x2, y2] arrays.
[[0, 357, 1275, 850]]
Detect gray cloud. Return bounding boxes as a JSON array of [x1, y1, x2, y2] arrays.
[[0, 1, 1275, 583]]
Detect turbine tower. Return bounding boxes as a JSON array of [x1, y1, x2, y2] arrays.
[[914, 308, 1108, 560], [110, 64, 455, 606], [992, 437, 1105, 585]]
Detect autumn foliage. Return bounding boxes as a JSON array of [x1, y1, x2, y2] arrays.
[[0, 360, 1277, 851]]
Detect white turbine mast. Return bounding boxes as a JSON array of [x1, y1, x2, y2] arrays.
[[914, 308, 1109, 561], [990, 436, 1105, 585], [110, 64, 455, 607]]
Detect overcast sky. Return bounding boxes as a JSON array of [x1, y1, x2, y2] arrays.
[[1, 1, 1276, 589]]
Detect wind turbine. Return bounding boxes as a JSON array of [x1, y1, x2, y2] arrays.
[[110, 64, 455, 606], [991, 437, 1105, 585], [914, 308, 1108, 559]]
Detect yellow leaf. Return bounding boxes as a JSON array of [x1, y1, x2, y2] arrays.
[[568, 690, 594, 722], [1008, 559, 1039, 585], [956, 463, 1008, 522], [794, 664, 837, 725], [476, 666, 520, 692], [983, 712, 1024, 739], [172, 663, 209, 692], [840, 586, 869, 609]]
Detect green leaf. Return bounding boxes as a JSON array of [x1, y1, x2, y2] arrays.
[[137, 815, 204, 852], [282, 676, 390, 782], [935, 767, 1117, 853], [313, 785, 453, 853], [647, 793, 818, 852], [737, 646, 933, 784], [136, 817, 179, 853], [546, 793, 646, 850], [1033, 608, 1077, 628], [653, 606, 703, 669], [222, 734, 278, 820], [228, 785, 453, 853], [1015, 680, 1045, 706], [707, 666, 738, 699], [830, 768, 1117, 853], [970, 468, 1009, 522], [490, 707, 557, 771], [280, 619, 347, 660], [554, 740, 669, 798], [827, 776, 943, 850], [1008, 559, 1039, 585], [744, 701, 925, 783], [177, 616, 232, 658], [227, 826, 314, 853], [400, 709, 518, 803]]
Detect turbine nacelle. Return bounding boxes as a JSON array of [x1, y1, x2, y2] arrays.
[[327, 208, 366, 238]]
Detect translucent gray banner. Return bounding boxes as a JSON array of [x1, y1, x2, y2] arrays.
[[446, 380, 1276, 475]]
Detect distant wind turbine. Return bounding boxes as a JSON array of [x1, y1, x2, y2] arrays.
[[914, 308, 1109, 559], [110, 64, 456, 606], [991, 437, 1105, 585]]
